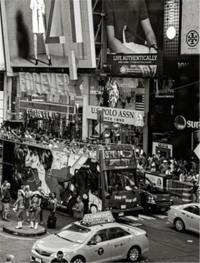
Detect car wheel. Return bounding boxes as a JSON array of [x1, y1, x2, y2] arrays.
[[71, 256, 86, 263], [90, 204, 98, 214], [175, 218, 185, 232], [127, 246, 141, 262]]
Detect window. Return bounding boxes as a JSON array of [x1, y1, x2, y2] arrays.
[[90, 229, 108, 244], [184, 206, 200, 215], [108, 227, 130, 240]]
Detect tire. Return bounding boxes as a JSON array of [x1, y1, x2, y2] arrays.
[[127, 246, 141, 262], [71, 256, 86, 263], [90, 204, 98, 214], [174, 218, 185, 232]]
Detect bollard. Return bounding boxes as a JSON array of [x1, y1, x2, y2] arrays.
[[182, 188, 192, 203]]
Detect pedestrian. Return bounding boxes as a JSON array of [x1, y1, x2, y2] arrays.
[[51, 251, 67, 263], [72, 195, 84, 220], [13, 189, 25, 229], [37, 186, 45, 224], [24, 185, 32, 222], [49, 192, 57, 216], [29, 191, 41, 230], [191, 181, 199, 203], [2, 183, 11, 221]]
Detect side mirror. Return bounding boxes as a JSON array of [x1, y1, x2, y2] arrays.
[[88, 240, 97, 246]]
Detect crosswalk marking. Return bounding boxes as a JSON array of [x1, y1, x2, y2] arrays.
[[138, 214, 156, 220], [153, 214, 168, 219]]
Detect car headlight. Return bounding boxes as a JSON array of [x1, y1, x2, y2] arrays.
[[32, 241, 38, 250], [147, 195, 156, 204]]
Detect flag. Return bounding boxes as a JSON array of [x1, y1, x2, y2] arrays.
[[135, 94, 145, 111]]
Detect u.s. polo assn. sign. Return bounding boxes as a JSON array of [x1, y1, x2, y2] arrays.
[[86, 105, 144, 127]]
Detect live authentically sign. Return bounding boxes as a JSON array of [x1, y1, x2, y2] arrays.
[[86, 105, 144, 127], [107, 53, 162, 77]]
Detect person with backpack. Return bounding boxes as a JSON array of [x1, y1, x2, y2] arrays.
[[13, 189, 25, 229]]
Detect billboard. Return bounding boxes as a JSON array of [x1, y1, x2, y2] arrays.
[[4, 0, 96, 70], [180, 0, 200, 55], [104, 0, 164, 77]]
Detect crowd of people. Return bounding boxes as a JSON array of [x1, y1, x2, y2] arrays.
[[1, 181, 57, 230]]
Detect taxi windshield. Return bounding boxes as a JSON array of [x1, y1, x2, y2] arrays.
[[56, 223, 91, 244]]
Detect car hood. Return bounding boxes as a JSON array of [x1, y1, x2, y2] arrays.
[[36, 234, 81, 253]]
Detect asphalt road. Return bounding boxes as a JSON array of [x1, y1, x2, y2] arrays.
[[0, 211, 199, 263]]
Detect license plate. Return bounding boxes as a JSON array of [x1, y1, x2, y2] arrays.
[[35, 258, 42, 263], [118, 212, 124, 217], [121, 205, 126, 209]]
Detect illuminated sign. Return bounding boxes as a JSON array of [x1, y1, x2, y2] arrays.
[[82, 211, 115, 226], [163, 0, 180, 57], [181, 0, 200, 54], [174, 115, 200, 130], [4, 0, 96, 73], [85, 105, 144, 127], [100, 144, 136, 171]]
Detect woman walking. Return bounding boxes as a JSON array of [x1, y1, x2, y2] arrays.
[[13, 189, 25, 229]]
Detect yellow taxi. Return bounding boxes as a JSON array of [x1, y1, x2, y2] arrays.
[[31, 211, 149, 263]]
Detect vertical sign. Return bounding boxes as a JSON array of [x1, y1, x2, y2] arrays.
[[180, 0, 200, 55]]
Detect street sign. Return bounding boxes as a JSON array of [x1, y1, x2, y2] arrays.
[[194, 143, 200, 160]]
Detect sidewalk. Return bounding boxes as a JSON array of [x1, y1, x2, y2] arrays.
[[0, 204, 74, 236]]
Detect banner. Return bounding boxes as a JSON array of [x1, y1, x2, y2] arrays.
[[86, 105, 144, 127], [4, 0, 96, 69], [180, 0, 200, 55], [104, 0, 164, 77]]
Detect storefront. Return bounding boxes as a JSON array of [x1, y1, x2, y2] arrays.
[[6, 72, 90, 140], [82, 77, 147, 146]]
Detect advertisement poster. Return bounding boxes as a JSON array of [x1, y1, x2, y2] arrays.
[[104, 0, 164, 77], [180, 0, 200, 55], [4, 0, 96, 69]]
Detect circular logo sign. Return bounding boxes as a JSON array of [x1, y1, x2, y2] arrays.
[[174, 115, 187, 130], [186, 30, 199, 47], [120, 66, 127, 74]]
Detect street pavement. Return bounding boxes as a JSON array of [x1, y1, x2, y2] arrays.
[[0, 208, 199, 263]]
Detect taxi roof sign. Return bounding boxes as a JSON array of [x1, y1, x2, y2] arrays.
[[81, 211, 115, 226]]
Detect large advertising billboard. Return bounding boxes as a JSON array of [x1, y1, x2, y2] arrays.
[[180, 0, 200, 55], [4, 0, 96, 70], [104, 0, 164, 78]]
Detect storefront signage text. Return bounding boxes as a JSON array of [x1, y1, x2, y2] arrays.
[[19, 72, 70, 95], [86, 105, 144, 127]]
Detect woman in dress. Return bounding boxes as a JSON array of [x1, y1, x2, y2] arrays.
[[30, 0, 51, 65]]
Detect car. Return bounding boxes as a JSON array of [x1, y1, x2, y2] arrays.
[[31, 211, 149, 263], [140, 177, 173, 213], [168, 203, 200, 234]]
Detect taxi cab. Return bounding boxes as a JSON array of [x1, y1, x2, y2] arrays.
[[168, 203, 200, 233], [31, 211, 149, 263]]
